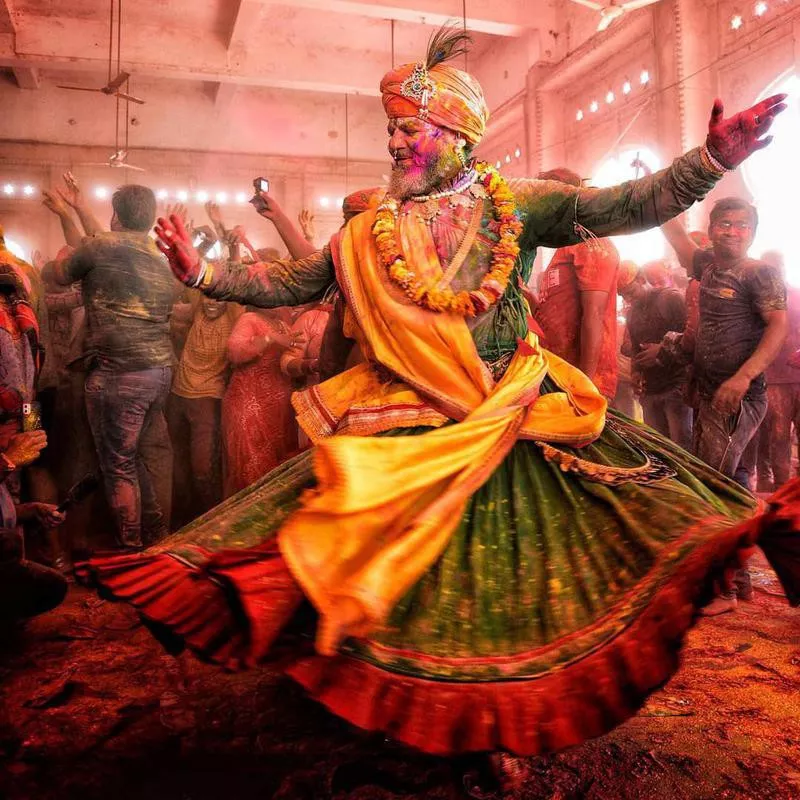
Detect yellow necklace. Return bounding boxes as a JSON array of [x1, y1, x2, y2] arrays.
[[372, 162, 523, 317]]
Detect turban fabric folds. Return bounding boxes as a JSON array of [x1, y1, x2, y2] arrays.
[[380, 62, 489, 146]]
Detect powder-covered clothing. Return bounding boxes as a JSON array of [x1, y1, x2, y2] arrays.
[[172, 297, 239, 400], [61, 232, 178, 372], [626, 288, 688, 395], [535, 238, 620, 399], [692, 249, 786, 398]]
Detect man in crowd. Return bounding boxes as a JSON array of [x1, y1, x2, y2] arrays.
[[648, 201, 787, 485], [168, 294, 240, 527], [534, 168, 621, 401], [55, 185, 178, 551], [621, 261, 691, 448], [639, 200, 787, 614]]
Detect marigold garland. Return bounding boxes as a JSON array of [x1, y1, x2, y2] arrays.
[[372, 162, 523, 317]]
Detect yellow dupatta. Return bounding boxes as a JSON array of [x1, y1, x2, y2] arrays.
[[279, 208, 607, 654]]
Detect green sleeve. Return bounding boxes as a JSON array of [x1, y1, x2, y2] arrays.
[[510, 147, 721, 251], [206, 244, 335, 308]]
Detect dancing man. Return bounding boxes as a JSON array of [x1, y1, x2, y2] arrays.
[[80, 28, 794, 787]]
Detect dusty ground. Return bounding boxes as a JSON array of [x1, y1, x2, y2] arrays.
[[1, 554, 799, 800]]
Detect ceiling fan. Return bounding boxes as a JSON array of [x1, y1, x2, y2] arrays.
[[69, 0, 146, 174], [83, 149, 146, 173], [57, 0, 145, 104], [58, 70, 144, 105], [568, 0, 661, 32]]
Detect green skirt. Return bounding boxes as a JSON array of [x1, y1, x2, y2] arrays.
[[79, 408, 799, 756]]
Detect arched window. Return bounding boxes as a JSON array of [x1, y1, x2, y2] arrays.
[[741, 70, 799, 284], [592, 146, 665, 265]]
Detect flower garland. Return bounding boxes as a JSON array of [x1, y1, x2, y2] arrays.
[[372, 162, 523, 317]]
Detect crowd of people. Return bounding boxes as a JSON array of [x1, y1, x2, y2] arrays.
[[0, 173, 336, 623]]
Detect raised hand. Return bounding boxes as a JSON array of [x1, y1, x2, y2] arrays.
[[252, 190, 283, 221], [227, 225, 257, 260], [205, 201, 224, 228], [164, 203, 189, 226], [629, 157, 652, 177], [706, 93, 788, 169], [58, 171, 83, 208], [298, 209, 316, 242], [42, 189, 70, 217], [154, 214, 203, 286]]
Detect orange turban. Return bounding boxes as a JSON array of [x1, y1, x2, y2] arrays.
[[380, 62, 489, 145]]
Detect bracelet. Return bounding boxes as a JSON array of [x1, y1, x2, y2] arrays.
[[700, 143, 733, 176], [189, 259, 208, 288], [200, 261, 215, 289], [0, 452, 16, 473]]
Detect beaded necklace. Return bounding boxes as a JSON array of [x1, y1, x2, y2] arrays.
[[372, 162, 522, 317]]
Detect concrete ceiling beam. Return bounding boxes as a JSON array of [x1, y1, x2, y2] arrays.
[[0, 17, 386, 96], [261, 0, 531, 37], [12, 65, 39, 88]]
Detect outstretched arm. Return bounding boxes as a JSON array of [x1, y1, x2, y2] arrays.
[[661, 217, 698, 274], [155, 213, 334, 308], [59, 172, 104, 236], [41, 190, 83, 249], [253, 192, 317, 260], [517, 94, 787, 249]]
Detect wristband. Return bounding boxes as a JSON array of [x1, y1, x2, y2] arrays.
[[200, 261, 215, 289], [700, 143, 733, 176]]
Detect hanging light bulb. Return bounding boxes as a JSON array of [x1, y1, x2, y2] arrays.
[[514, 146, 521, 159], [235, 192, 248, 204], [93, 187, 107, 199], [576, 109, 584, 121], [3, 184, 14, 196], [319, 197, 330, 208], [640, 70, 650, 85], [156, 189, 168, 200], [495, 160, 502, 169], [589, 100, 599, 113], [196, 190, 209, 203], [731, 14, 743, 29], [622, 80, 632, 95], [754, 2, 767, 17], [606, 90, 615, 104], [505, 154, 511, 164], [215, 191, 228, 204], [176, 190, 189, 202]]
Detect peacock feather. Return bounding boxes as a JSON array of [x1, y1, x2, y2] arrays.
[[425, 24, 472, 70]]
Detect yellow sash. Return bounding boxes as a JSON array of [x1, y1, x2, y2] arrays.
[[280, 209, 607, 654]]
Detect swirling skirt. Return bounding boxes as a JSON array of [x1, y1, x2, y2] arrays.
[[77, 411, 800, 756]]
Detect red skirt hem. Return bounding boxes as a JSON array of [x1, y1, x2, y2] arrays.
[[76, 481, 800, 756]]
